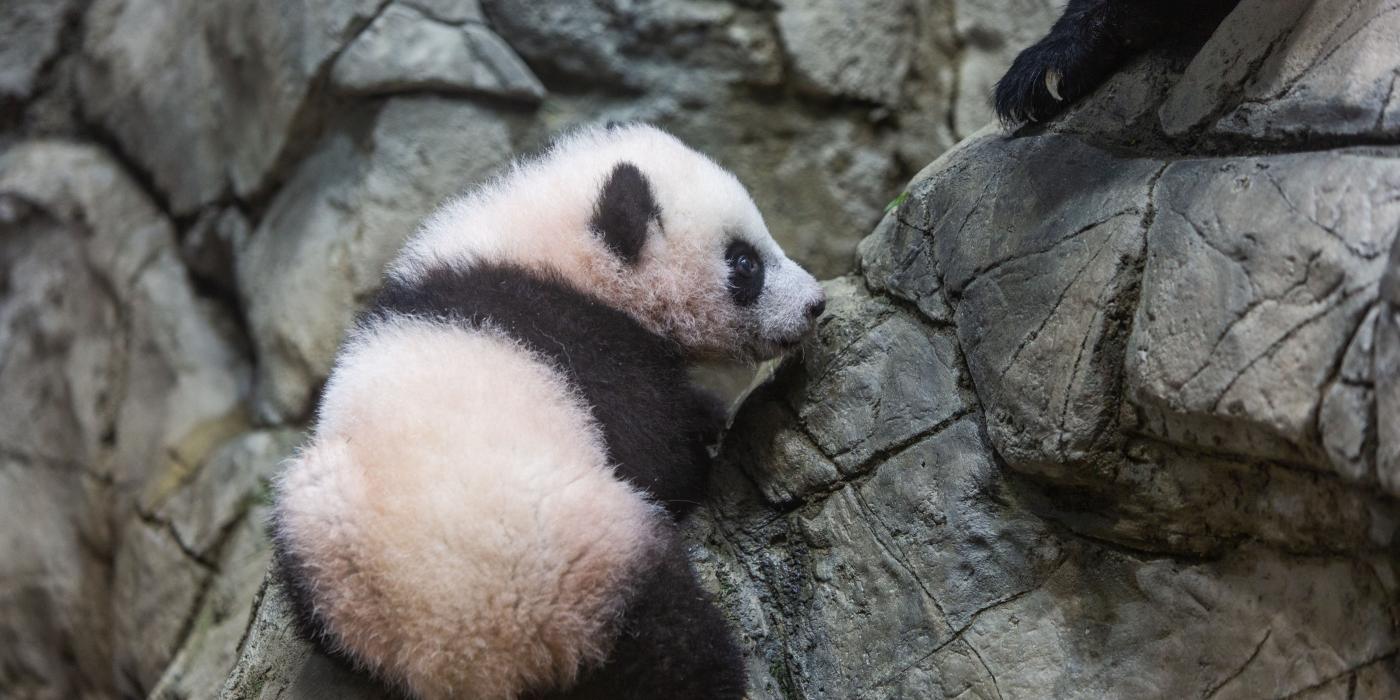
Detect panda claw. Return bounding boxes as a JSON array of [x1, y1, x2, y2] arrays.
[[1045, 69, 1064, 102]]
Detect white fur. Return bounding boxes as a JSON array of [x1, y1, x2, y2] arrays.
[[278, 124, 824, 699], [390, 123, 824, 362], [277, 319, 664, 699]]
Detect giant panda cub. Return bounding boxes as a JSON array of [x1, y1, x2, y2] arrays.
[[272, 123, 825, 700]]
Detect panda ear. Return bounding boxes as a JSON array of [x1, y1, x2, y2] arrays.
[[591, 162, 659, 265]]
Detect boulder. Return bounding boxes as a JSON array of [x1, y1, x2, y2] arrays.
[[77, 0, 382, 213], [216, 0, 1400, 693], [330, 3, 544, 102], [0, 142, 251, 696], [0, 0, 77, 101], [1160, 0, 1400, 142], [236, 96, 516, 423]]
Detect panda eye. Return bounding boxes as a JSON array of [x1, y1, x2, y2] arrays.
[[724, 240, 765, 306]]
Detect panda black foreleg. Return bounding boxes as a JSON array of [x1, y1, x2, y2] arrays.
[[994, 0, 1126, 124], [548, 529, 746, 700], [994, 0, 1240, 124]]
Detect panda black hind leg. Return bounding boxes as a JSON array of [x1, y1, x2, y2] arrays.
[[994, 0, 1240, 124], [543, 529, 746, 700]]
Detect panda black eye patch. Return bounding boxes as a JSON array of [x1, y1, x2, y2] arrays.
[[725, 239, 765, 306]]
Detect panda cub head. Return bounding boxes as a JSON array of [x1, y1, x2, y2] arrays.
[[390, 123, 825, 360]]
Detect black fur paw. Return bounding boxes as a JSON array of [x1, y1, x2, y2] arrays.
[[996, 36, 1092, 126], [994, 30, 1123, 125]]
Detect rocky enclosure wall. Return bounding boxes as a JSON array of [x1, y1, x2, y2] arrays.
[[0, 0, 1059, 697], [3, 0, 1399, 699]]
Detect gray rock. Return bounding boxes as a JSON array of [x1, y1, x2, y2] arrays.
[[403, 0, 484, 24], [112, 518, 212, 694], [776, 0, 917, 107], [0, 0, 76, 100], [182, 207, 252, 298], [860, 208, 954, 324], [1320, 306, 1379, 483], [78, 0, 383, 213], [119, 429, 297, 698], [330, 3, 544, 101], [793, 278, 969, 474], [481, 0, 782, 92], [0, 454, 113, 698], [1377, 313, 1400, 498], [0, 141, 250, 489], [1378, 238, 1400, 491], [898, 127, 1164, 469], [1160, 0, 1400, 141], [220, 578, 388, 700], [237, 97, 516, 423], [691, 278, 1399, 697], [0, 142, 250, 696], [1126, 152, 1399, 474], [149, 513, 278, 700], [145, 430, 300, 700]]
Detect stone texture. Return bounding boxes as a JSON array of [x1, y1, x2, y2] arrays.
[[219, 579, 387, 700], [77, 0, 383, 213], [683, 275, 1399, 698], [0, 142, 250, 696], [0, 0, 76, 101], [9, 0, 1400, 697], [481, 0, 781, 92], [1160, 0, 1400, 142], [146, 431, 302, 700], [330, 3, 544, 101], [212, 0, 1400, 696], [115, 429, 296, 697], [1127, 152, 1398, 476], [1378, 239, 1400, 493], [403, 0, 484, 24], [776, 0, 919, 107], [904, 129, 1164, 471], [237, 97, 515, 423], [182, 206, 252, 299]]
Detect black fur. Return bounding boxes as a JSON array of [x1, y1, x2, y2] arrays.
[[994, 0, 1239, 124], [369, 263, 723, 516], [591, 162, 660, 265], [724, 239, 765, 306], [269, 530, 412, 700], [359, 262, 743, 698], [540, 528, 746, 700]]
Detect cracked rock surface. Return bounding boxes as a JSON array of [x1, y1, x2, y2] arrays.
[[4, 0, 1400, 698], [2, 0, 1060, 696], [684, 2, 1400, 697]]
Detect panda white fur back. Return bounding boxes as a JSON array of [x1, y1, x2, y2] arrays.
[[272, 124, 824, 699], [277, 322, 661, 698]]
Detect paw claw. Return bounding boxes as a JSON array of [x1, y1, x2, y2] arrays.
[[1045, 69, 1064, 102]]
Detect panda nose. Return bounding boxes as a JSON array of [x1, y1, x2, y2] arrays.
[[806, 297, 826, 320]]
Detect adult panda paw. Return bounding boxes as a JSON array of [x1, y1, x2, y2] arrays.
[[994, 0, 1241, 126], [993, 26, 1121, 126]]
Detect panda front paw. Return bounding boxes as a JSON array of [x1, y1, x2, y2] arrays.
[[994, 37, 1087, 125], [994, 26, 1126, 126]]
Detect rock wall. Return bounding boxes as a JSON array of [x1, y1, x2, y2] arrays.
[[0, 1, 1060, 698], [693, 0, 1400, 697], [4, 0, 1398, 699]]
